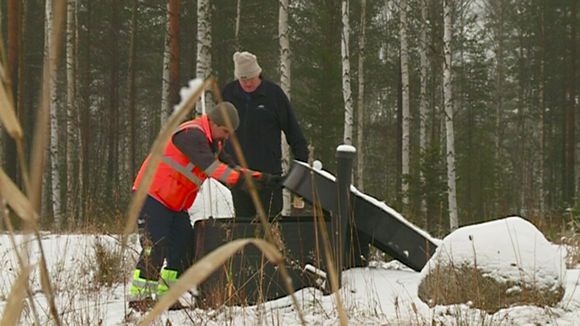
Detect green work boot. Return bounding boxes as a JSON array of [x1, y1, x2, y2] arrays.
[[128, 269, 159, 312], [158, 268, 198, 310], [157, 268, 178, 296]]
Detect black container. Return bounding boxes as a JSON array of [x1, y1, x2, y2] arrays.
[[192, 216, 332, 306]]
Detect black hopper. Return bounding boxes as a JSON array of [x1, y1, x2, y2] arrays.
[[192, 146, 437, 305]]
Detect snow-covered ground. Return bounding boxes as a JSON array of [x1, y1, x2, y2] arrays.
[[0, 178, 579, 325], [0, 231, 578, 325]]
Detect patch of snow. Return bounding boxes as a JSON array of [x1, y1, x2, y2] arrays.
[[421, 216, 566, 291]]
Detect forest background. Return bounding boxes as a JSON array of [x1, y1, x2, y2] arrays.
[[0, 0, 578, 238]]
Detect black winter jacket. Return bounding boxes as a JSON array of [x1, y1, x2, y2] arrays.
[[222, 78, 308, 174]]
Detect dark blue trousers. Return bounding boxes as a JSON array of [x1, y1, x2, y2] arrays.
[[135, 195, 195, 280]]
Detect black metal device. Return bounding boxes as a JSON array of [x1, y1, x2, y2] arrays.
[[283, 161, 437, 272], [192, 215, 332, 306]]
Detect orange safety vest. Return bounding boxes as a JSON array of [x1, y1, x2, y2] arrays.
[[133, 116, 245, 212]]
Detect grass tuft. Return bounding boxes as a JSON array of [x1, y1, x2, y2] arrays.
[[418, 262, 565, 313], [92, 238, 126, 287]]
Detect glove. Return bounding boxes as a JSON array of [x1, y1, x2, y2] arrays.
[[258, 173, 285, 189]]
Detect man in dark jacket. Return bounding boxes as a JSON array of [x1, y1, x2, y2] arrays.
[[222, 51, 308, 218]]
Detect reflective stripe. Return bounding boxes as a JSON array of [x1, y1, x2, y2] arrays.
[[130, 269, 158, 300], [158, 268, 179, 296], [160, 156, 203, 186], [205, 160, 221, 175], [220, 168, 235, 183], [132, 278, 158, 290], [206, 160, 239, 185]]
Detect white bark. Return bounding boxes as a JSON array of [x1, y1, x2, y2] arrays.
[[196, 0, 212, 111], [46, 0, 62, 227], [444, 0, 458, 231], [400, 0, 410, 207], [159, 0, 180, 122], [355, 0, 367, 190], [160, 2, 172, 124], [279, 0, 292, 215], [341, 0, 353, 145], [235, 0, 241, 47]]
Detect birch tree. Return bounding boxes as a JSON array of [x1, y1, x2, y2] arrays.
[[400, 0, 410, 207], [46, 0, 62, 227], [279, 0, 292, 215], [161, 0, 180, 123], [235, 0, 241, 49], [341, 0, 353, 145], [196, 0, 212, 110], [443, 0, 458, 230], [355, 0, 367, 190], [65, 0, 76, 223]]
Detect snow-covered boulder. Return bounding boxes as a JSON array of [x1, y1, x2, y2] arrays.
[[418, 216, 566, 312]]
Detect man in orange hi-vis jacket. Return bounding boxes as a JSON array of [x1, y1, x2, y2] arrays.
[[128, 101, 283, 311]]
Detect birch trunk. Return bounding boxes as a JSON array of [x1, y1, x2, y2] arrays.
[[65, 0, 76, 224], [443, 0, 458, 231], [161, 0, 180, 124], [279, 0, 292, 215], [355, 0, 367, 190], [235, 0, 241, 48], [196, 0, 212, 111], [341, 0, 353, 145], [400, 0, 410, 207], [46, 0, 62, 227]]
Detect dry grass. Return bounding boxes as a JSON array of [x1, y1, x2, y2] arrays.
[[560, 213, 580, 268], [91, 238, 126, 287], [418, 262, 565, 313]]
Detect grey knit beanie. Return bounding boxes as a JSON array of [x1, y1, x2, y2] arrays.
[[207, 101, 240, 130], [233, 51, 262, 80]]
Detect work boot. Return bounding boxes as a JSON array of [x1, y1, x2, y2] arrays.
[[128, 269, 158, 311], [157, 268, 196, 310], [157, 268, 178, 296]]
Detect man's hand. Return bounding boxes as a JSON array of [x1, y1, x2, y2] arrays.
[[256, 173, 285, 189], [234, 171, 285, 192]]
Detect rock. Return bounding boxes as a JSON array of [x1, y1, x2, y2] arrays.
[[418, 216, 565, 313]]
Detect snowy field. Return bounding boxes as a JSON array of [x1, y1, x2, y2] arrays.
[[0, 231, 578, 325], [0, 180, 579, 325]]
